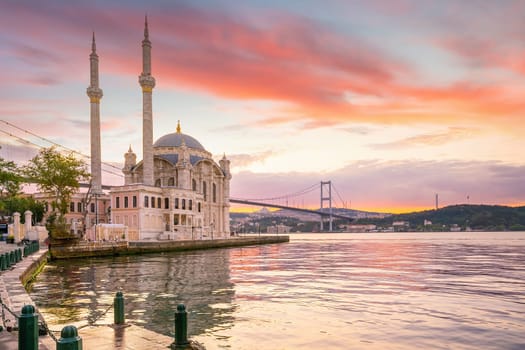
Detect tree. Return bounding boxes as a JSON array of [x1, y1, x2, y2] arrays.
[[0, 196, 45, 223], [22, 147, 89, 217], [0, 157, 22, 198]]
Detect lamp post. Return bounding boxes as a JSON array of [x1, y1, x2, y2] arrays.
[[94, 193, 98, 241]]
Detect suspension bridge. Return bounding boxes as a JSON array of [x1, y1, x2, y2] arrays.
[[230, 181, 353, 231], [1, 120, 352, 231]]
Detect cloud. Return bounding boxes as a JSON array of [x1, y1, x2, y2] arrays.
[[10, 43, 63, 67], [3, 1, 525, 132], [370, 127, 479, 150], [340, 126, 377, 135], [225, 151, 276, 168], [230, 159, 525, 212]]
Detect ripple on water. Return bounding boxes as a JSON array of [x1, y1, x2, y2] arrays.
[[28, 232, 525, 349]]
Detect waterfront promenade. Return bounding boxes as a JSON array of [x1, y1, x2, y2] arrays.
[[0, 241, 202, 349], [0, 236, 290, 349], [0, 241, 51, 349]]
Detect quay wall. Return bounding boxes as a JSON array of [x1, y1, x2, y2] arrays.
[[50, 235, 289, 259]]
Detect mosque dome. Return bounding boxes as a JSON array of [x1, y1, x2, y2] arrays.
[[153, 121, 205, 151]]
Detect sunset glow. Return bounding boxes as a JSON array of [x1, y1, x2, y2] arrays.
[[1, 1, 524, 213]]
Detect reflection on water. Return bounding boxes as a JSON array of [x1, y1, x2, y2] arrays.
[[30, 232, 525, 349], [29, 249, 235, 337]]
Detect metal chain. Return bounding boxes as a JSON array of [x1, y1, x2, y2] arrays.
[[1, 301, 7, 328], [0, 299, 19, 323], [39, 317, 59, 343]]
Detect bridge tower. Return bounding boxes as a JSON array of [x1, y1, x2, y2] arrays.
[[320, 181, 333, 232]]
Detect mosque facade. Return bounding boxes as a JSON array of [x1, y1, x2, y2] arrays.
[[89, 18, 232, 240]]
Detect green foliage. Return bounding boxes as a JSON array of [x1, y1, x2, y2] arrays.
[[22, 147, 89, 217], [0, 157, 23, 198], [356, 205, 525, 231], [0, 196, 45, 223]]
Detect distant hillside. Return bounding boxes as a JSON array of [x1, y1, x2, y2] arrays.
[[231, 207, 389, 220], [356, 205, 525, 231]]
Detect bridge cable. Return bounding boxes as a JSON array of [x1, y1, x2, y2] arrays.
[[0, 120, 124, 177], [236, 182, 319, 202]]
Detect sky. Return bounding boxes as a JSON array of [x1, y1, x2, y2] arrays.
[[1, 0, 524, 213]]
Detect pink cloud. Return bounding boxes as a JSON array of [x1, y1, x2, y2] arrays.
[[2, 1, 525, 134]]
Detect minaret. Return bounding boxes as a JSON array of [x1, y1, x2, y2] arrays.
[[139, 16, 156, 186], [123, 145, 137, 185], [86, 32, 103, 194], [220, 154, 232, 234], [176, 121, 191, 189]]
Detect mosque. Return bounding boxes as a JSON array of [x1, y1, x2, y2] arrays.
[[86, 18, 232, 240]]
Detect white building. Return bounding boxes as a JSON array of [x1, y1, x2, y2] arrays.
[[89, 18, 232, 240]]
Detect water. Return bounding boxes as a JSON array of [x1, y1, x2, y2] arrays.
[[29, 232, 525, 349]]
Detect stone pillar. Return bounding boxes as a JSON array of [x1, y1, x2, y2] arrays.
[[24, 210, 32, 238], [13, 212, 21, 243]]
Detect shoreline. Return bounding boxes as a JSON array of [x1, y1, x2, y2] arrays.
[[1, 236, 289, 349], [49, 235, 290, 259]]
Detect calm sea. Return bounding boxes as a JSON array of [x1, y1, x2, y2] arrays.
[[29, 232, 525, 349]]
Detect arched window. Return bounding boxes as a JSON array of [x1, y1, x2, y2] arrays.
[[192, 179, 197, 191], [168, 177, 175, 186], [164, 198, 169, 209], [203, 181, 207, 201], [155, 179, 161, 187], [151, 196, 156, 208], [157, 197, 161, 208], [182, 199, 186, 210], [144, 196, 149, 208], [213, 183, 217, 203], [174, 198, 179, 209]]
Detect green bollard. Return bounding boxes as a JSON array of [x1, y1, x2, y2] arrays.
[[57, 325, 82, 350], [18, 305, 38, 350], [174, 304, 189, 348], [0, 254, 4, 271], [5, 253, 11, 268], [23, 245, 28, 257], [114, 291, 125, 325], [16, 248, 22, 262], [10, 251, 15, 265]]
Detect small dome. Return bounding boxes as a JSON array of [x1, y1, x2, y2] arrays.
[[153, 132, 205, 151]]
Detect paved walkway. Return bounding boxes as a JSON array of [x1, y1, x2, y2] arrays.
[[0, 241, 51, 349]]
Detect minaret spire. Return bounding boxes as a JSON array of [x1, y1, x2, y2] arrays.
[[91, 32, 96, 53], [144, 15, 149, 40], [139, 15, 156, 186], [87, 32, 103, 194]]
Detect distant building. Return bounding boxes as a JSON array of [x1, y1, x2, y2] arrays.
[[393, 220, 409, 231], [424, 219, 432, 226], [267, 225, 291, 234], [450, 224, 461, 232], [342, 224, 377, 233]]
